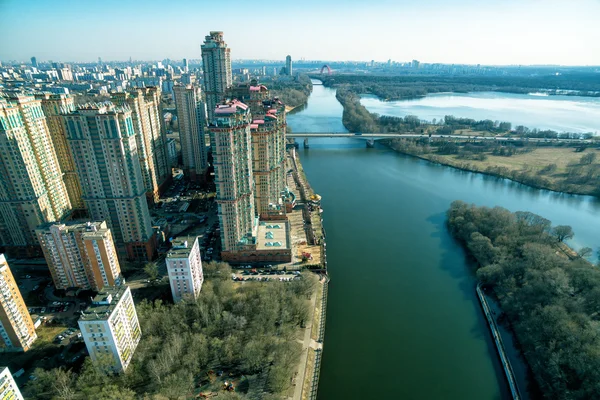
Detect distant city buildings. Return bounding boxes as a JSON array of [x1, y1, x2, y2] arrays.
[[78, 285, 141, 372], [172, 85, 208, 181], [0, 92, 72, 257], [201, 31, 232, 122], [62, 103, 156, 261], [0, 255, 37, 352], [286, 55, 293, 76], [166, 236, 203, 302], [0, 366, 24, 399], [30, 57, 37, 68], [36, 221, 122, 291]]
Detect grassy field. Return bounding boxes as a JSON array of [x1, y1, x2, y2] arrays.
[[388, 139, 600, 196]]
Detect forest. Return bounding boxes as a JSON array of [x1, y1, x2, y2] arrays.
[[447, 201, 600, 399], [23, 262, 318, 400], [319, 73, 600, 100], [266, 74, 313, 108]]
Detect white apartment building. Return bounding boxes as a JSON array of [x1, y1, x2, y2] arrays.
[[78, 285, 141, 372], [166, 236, 204, 302], [0, 367, 23, 400]]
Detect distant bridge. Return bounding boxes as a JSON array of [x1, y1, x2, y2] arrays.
[[286, 132, 593, 144]]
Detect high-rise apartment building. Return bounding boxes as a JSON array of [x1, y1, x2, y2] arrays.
[[0, 93, 71, 256], [286, 55, 293, 76], [0, 367, 24, 400], [172, 85, 208, 181], [78, 285, 141, 372], [166, 236, 203, 302], [30, 57, 37, 68], [250, 97, 287, 217], [111, 88, 170, 202], [63, 103, 156, 261], [0, 255, 37, 352], [201, 31, 232, 122], [36, 92, 84, 211], [209, 100, 256, 255], [182, 58, 189, 73], [36, 221, 122, 291]]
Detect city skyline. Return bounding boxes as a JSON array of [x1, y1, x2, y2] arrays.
[[1, 0, 599, 66]]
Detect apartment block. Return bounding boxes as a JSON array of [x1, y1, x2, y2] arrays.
[[0, 92, 71, 256], [111, 88, 170, 202], [36, 92, 84, 210], [166, 236, 203, 302], [0, 367, 23, 400], [172, 85, 208, 181], [78, 285, 141, 372], [0, 255, 37, 352], [36, 221, 122, 291], [63, 103, 156, 261], [201, 31, 232, 122], [209, 100, 257, 256]]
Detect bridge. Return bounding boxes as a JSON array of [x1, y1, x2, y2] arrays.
[[287, 132, 593, 143]]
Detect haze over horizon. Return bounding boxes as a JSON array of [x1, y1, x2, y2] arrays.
[[1, 0, 599, 66]]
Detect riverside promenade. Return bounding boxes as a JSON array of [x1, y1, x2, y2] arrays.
[[477, 283, 521, 400]]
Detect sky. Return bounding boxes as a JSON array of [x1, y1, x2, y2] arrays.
[[1, 0, 599, 65]]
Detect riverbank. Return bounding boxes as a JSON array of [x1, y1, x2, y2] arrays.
[[382, 139, 600, 198]]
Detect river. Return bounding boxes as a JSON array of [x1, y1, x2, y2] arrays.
[[360, 91, 600, 134], [287, 80, 600, 400]]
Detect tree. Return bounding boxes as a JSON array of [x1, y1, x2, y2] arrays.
[[577, 247, 593, 259], [144, 262, 159, 281], [551, 225, 574, 243], [580, 152, 597, 165]]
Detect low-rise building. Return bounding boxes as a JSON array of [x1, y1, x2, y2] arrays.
[[0, 255, 37, 352], [78, 285, 141, 372], [0, 367, 23, 400], [166, 236, 203, 302]]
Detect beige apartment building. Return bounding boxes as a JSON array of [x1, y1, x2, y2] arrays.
[[63, 103, 156, 261], [111, 88, 170, 202], [36, 221, 122, 291], [0, 366, 24, 399], [35, 92, 84, 211], [209, 100, 257, 257], [0, 92, 71, 257], [0, 255, 37, 352], [201, 31, 232, 122], [172, 85, 208, 181], [78, 285, 141, 372]]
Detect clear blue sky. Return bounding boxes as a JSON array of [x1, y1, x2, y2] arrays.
[[1, 0, 599, 65]]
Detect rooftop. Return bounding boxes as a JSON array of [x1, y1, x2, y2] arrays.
[[256, 221, 289, 251], [79, 285, 128, 321], [167, 236, 198, 258]]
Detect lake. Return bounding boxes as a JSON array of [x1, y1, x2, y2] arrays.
[[360, 91, 600, 134]]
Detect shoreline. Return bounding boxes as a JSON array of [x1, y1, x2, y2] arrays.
[[380, 141, 599, 198]]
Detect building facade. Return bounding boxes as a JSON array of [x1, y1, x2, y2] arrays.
[[36, 221, 122, 291], [63, 103, 156, 261], [0, 93, 71, 256], [78, 285, 141, 372], [0, 367, 24, 400], [286, 55, 293, 76], [36, 92, 84, 211], [209, 100, 257, 256], [111, 88, 170, 202], [0, 255, 37, 352], [166, 236, 203, 302], [201, 31, 232, 122], [172, 85, 207, 181]]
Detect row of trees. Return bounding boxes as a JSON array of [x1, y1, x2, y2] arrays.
[[24, 262, 318, 400], [447, 201, 600, 399]]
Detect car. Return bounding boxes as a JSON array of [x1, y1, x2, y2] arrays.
[[33, 285, 39, 290], [41, 307, 46, 313], [25, 275, 31, 279], [57, 335, 64, 341], [77, 333, 82, 339]]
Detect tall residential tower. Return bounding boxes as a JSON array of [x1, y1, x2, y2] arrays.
[[166, 236, 203, 302], [172, 85, 208, 181], [63, 103, 155, 261], [0, 93, 71, 256], [201, 31, 232, 122]]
